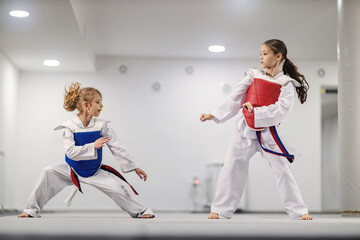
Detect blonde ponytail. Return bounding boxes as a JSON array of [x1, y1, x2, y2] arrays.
[[63, 82, 102, 112], [64, 82, 82, 111]]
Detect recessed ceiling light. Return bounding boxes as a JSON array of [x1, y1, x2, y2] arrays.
[[9, 10, 30, 18], [43, 60, 60, 67], [208, 45, 226, 53]]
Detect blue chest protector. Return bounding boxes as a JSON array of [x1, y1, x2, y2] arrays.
[[65, 131, 103, 177]]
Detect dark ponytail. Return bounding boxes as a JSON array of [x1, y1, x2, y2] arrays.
[[283, 58, 309, 104], [264, 39, 309, 104]]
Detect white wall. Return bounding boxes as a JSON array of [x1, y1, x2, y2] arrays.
[[14, 57, 337, 212], [0, 51, 19, 209]]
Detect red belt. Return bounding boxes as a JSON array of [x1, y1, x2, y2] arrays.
[[70, 165, 138, 195]]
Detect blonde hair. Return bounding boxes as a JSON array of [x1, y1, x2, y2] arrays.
[[63, 82, 102, 112]]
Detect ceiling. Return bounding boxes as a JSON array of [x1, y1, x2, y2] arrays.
[[0, 0, 337, 72]]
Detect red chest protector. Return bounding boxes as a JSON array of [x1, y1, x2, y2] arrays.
[[242, 77, 294, 163], [242, 78, 281, 130]]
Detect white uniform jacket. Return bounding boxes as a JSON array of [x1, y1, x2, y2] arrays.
[[55, 116, 138, 173], [211, 68, 300, 141]]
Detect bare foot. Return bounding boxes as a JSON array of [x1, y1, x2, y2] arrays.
[[208, 212, 219, 219], [140, 214, 155, 219], [301, 213, 313, 220], [18, 212, 30, 218]]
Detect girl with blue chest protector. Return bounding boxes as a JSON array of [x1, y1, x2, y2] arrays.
[[18, 83, 154, 218]]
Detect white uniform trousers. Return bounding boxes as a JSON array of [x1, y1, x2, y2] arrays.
[[211, 128, 308, 219], [23, 163, 153, 218]]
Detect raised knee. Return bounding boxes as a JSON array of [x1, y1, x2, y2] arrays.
[[41, 166, 56, 177]]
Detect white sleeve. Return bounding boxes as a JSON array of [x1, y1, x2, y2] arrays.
[[102, 122, 138, 173], [253, 82, 295, 128], [63, 128, 98, 161], [210, 73, 253, 124]]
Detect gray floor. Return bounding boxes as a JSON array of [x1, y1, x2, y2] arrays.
[[1, 211, 360, 240]]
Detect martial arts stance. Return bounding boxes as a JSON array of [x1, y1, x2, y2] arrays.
[[18, 82, 154, 218], [200, 39, 312, 220]]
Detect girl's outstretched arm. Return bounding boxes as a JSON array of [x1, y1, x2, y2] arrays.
[[101, 122, 139, 173], [209, 73, 253, 124]]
